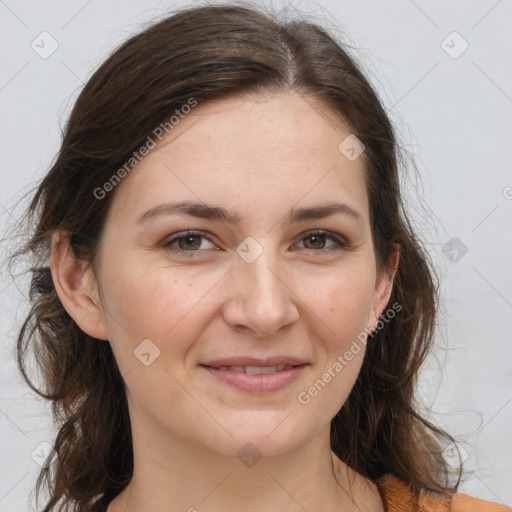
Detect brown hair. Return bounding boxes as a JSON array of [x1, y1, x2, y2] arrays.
[[7, 2, 464, 510]]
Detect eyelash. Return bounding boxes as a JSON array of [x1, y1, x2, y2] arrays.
[[161, 230, 349, 257]]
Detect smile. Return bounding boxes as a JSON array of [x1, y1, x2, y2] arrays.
[[211, 364, 296, 374], [200, 364, 308, 393]]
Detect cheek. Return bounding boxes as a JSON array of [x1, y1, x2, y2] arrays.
[[296, 273, 373, 420], [308, 265, 375, 342], [99, 255, 225, 356]]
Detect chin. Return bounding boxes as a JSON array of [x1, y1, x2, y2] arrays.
[[200, 411, 311, 459]]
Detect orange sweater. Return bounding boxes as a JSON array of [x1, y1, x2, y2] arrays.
[[376, 474, 511, 512]]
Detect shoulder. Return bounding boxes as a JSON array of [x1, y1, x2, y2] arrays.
[[375, 473, 512, 512]]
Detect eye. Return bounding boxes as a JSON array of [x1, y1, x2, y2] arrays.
[[162, 231, 217, 257], [161, 229, 349, 258], [294, 230, 348, 255]]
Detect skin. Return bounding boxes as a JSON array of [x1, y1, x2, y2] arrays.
[[51, 91, 399, 511]]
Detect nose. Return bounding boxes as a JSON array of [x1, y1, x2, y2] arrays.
[[221, 251, 300, 337]]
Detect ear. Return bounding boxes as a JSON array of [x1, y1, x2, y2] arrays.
[[50, 231, 109, 340], [367, 244, 400, 334]]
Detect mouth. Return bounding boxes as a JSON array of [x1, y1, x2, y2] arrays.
[[199, 362, 308, 393], [201, 363, 301, 374]]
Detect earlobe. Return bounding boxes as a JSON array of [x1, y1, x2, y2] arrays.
[[368, 246, 400, 333], [50, 231, 109, 340]]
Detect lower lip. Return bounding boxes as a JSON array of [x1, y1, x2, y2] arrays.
[[200, 364, 308, 393]]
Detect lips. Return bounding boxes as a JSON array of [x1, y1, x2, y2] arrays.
[[214, 364, 295, 374], [200, 356, 308, 368], [199, 356, 309, 393]]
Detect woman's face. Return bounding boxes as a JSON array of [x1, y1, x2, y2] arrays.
[[81, 92, 396, 457]]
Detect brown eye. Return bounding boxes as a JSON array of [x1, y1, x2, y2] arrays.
[[296, 230, 348, 255], [162, 231, 216, 256], [303, 233, 329, 250], [177, 235, 202, 250]]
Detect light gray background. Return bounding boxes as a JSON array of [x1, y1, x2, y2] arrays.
[[1, 0, 511, 510]]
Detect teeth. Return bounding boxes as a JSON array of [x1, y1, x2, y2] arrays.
[[216, 364, 291, 374], [260, 365, 282, 374]]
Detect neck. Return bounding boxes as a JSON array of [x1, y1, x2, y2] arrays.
[[107, 423, 369, 512]]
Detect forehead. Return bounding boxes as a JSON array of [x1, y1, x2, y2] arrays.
[[107, 92, 369, 226], [154, 92, 357, 159]]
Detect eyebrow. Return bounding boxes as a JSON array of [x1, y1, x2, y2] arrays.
[[136, 200, 364, 226]]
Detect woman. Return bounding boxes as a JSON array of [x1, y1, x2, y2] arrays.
[[9, 3, 510, 511]]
